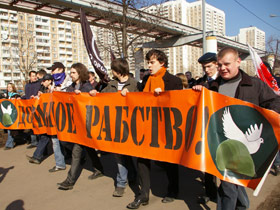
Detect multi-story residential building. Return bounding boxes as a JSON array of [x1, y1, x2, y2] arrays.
[[238, 27, 265, 51], [143, 0, 225, 77], [0, 9, 21, 89], [239, 27, 265, 76], [227, 26, 266, 75], [0, 9, 92, 90]]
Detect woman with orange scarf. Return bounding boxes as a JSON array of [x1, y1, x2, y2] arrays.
[[127, 49, 183, 209]]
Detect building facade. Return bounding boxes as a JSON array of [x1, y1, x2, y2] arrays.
[[143, 0, 225, 77], [0, 0, 266, 90], [0, 9, 92, 90]]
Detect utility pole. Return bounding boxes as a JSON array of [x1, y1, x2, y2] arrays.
[[202, 0, 206, 54]]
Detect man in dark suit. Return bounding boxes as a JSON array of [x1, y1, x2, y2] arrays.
[[127, 49, 183, 209]]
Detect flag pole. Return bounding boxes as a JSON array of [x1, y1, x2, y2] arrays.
[[253, 153, 277, 196]]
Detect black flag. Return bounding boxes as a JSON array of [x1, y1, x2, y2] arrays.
[[80, 9, 110, 82]]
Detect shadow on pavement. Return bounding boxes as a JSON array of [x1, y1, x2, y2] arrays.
[[0, 166, 14, 183], [6, 199, 25, 210]]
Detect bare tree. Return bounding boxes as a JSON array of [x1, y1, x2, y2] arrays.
[[266, 35, 280, 73], [15, 29, 38, 82], [93, 0, 168, 59]]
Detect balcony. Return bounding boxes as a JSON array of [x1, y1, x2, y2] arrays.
[[36, 41, 51, 47], [59, 50, 66, 55], [58, 24, 65, 29], [1, 23, 9, 27], [59, 43, 66, 48], [0, 15, 8, 20], [10, 40, 19, 44], [9, 23, 18, 29], [35, 27, 49, 33], [66, 57, 72, 61], [2, 53, 10, 58], [65, 37, 72, 42], [58, 36, 65, 41], [37, 56, 51, 60], [10, 30, 18, 35], [10, 16, 18, 21], [39, 63, 52, 67]]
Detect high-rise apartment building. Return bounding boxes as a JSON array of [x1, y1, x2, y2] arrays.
[[144, 0, 225, 77], [238, 27, 265, 51], [0, 9, 92, 90], [227, 26, 266, 75]]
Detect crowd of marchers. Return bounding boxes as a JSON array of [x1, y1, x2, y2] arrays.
[[1, 47, 280, 210]]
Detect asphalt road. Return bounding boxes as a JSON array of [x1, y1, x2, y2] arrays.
[[0, 143, 280, 210]]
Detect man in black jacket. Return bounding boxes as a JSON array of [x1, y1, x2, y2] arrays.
[[127, 49, 182, 209], [57, 63, 104, 190], [193, 47, 280, 210]]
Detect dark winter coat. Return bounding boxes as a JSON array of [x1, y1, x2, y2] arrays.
[[209, 70, 280, 113], [66, 81, 93, 93], [22, 80, 42, 99]]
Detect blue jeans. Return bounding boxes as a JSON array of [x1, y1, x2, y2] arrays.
[[33, 134, 50, 160], [217, 180, 249, 210], [5, 130, 14, 148], [52, 137, 65, 168], [115, 154, 136, 188]]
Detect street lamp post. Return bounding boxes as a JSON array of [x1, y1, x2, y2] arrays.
[[202, 0, 206, 54]]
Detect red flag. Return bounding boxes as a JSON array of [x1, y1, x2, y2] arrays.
[[248, 44, 280, 95]]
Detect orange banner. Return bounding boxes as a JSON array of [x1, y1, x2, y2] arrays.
[[1, 88, 279, 190]]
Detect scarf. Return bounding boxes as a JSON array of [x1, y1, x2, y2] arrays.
[[143, 67, 166, 92], [8, 92, 17, 99], [53, 72, 66, 86]]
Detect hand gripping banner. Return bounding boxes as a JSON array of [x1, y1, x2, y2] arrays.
[[0, 88, 279, 190]]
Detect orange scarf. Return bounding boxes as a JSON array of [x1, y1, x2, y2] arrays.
[[143, 67, 166, 92]]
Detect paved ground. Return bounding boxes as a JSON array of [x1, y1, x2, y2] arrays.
[[0, 138, 280, 210]]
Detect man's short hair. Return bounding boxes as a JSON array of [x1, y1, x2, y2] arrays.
[[71, 63, 89, 83], [185, 71, 192, 76], [29, 70, 36, 77], [218, 47, 239, 60], [89, 71, 95, 77], [37, 69, 47, 77], [145, 49, 168, 68], [111, 58, 129, 76]]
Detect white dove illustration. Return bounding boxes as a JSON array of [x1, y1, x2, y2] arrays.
[[222, 107, 264, 154], [1, 104, 12, 115]]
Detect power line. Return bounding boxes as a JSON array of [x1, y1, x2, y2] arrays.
[[234, 0, 280, 32]]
